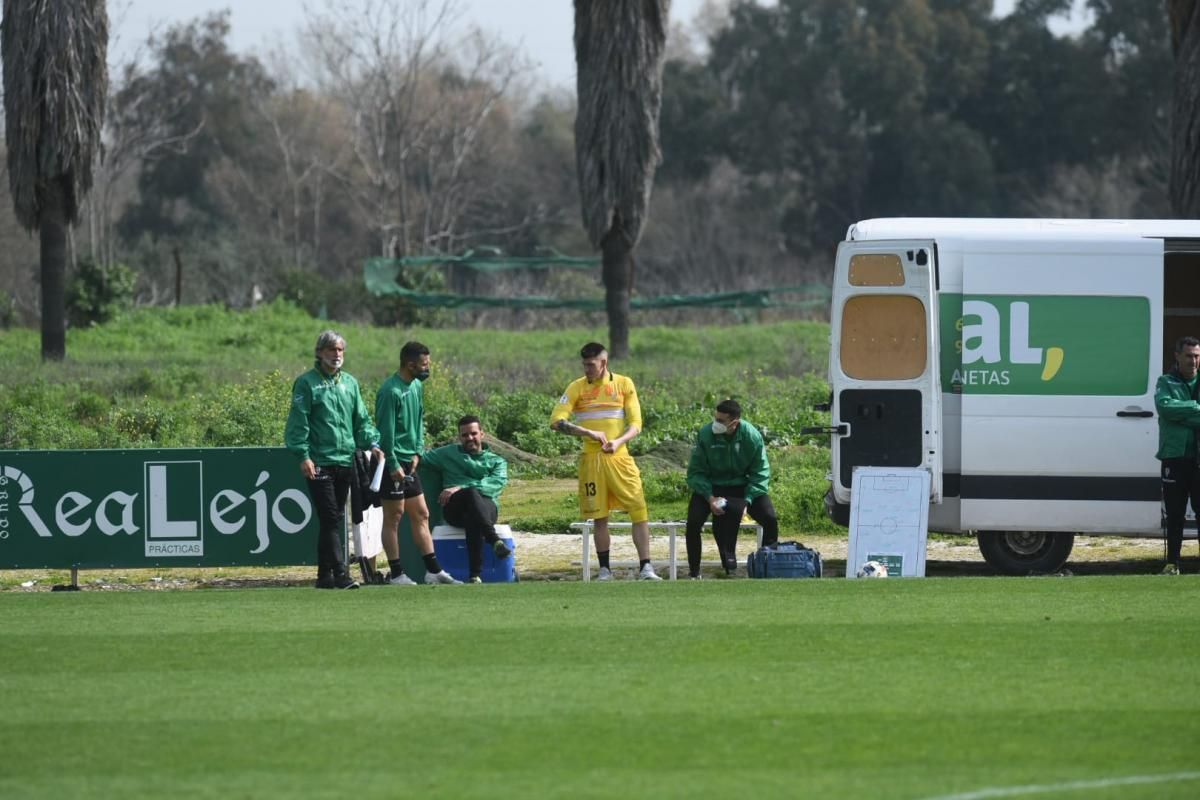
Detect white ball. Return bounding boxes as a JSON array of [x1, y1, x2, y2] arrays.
[[856, 560, 888, 578]]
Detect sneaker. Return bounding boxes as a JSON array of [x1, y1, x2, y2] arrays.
[[333, 574, 360, 590], [425, 570, 463, 585], [468, 576, 483, 584], [1161, 563, 1181, 575], [492, 539, 513, 559], [314, 575, 335, 590], [387, 572, 418, 586], [596, 566, 614, 582], [639, 563, 663, 581]]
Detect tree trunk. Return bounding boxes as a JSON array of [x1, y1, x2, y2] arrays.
[[601, 224, 633, 359], [39, 183, 68, 361], [1170, 0, 1200, 216], [173, 246, 184, 306]]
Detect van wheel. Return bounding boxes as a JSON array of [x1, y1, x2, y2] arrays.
[[976, 531, 1074, 575]]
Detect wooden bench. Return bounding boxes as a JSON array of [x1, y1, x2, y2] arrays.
[[569, 520, 764, 581]]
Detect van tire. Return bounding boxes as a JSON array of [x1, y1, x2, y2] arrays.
[[976, 531, 1074, 575]]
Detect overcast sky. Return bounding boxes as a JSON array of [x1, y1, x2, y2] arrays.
[[100, 0, 1088, 91]]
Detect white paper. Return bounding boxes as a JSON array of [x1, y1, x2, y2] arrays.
[[369, 457, 385, 493], [351, 503, 384, 559]]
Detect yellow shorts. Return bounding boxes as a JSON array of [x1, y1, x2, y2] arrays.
[[578, 450, 649, 523]]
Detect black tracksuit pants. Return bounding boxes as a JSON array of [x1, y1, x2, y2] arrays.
[[306, 464, 354, 578], [685, 485, 779, 575], [1161, 457, 1200, 565], [442, 487, 500, 577]]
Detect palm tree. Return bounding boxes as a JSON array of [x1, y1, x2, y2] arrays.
[[1170, 0, 1200, 217], [2, 0, 108, 360], [573, 0, 670, 359]]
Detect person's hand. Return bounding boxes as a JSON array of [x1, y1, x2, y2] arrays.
[[390, 466, 406, 481], [708, 496, 726, 516], [411, 454, 421, 470], [591, 430, 608, 446], [300, 459, 317, 480], [601, 439, 619, 453], [370, 447, 384, 465], [438, 486, 460, 506]]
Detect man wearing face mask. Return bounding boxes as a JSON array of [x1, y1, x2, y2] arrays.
[[375, 340, 460, 585], [1156, 335, 1200, 575], [285, 330, 384, 589], [684, 399, 778, 578]]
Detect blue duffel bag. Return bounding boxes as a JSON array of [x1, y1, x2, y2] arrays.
[[746, 541, 822, 578]]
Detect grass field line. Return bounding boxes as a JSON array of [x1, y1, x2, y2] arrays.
[[924, 770, 1200, 800]]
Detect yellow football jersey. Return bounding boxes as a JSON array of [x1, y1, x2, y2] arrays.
[[550, 371, 643, 454]]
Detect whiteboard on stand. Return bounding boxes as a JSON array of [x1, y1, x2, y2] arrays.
[[847, 467, 930, 578]]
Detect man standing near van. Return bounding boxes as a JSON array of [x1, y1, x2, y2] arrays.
[[684, 399, 779, 578], [1155, 335, 1200, 574]]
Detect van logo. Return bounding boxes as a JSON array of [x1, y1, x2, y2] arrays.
[[961, 300, 1064, 382], [940, 294, 1149, 397]]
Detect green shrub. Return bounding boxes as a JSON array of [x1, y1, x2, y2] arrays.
[[194, 371, 292, 447], [769, 447, 842, 535], [66, 259, 137, 327]]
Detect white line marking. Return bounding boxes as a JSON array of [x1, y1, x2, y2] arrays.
[[924, 771, 1200, 800]]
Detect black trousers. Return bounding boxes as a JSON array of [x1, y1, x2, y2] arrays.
[[1161, 458, 1200, 564], [306, 464, 354, 577], [685, 485, 779, 574], [442, 487, 499, 577]]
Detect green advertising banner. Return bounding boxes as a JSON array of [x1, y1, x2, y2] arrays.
[[0, 448, 322, 569], [938, 294, 1150, 396]]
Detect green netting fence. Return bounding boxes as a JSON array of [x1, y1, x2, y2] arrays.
[[363, 253, 831, 310]]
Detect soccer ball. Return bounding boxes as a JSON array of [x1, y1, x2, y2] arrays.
[[856, 560, 888, 578]]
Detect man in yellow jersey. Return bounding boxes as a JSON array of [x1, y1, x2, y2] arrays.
[[551, 342, 661, 581]]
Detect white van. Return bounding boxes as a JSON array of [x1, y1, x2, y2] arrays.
[[818, 218, 1200, 574]]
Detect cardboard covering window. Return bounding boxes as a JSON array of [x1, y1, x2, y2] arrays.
[[848, 253, 905, 286], [840, 295, 927, 379]]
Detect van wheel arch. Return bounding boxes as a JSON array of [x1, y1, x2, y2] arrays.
[[976, 531, 1074, 575]]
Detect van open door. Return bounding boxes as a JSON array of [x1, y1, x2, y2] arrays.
[[829, 241, 942, 510]]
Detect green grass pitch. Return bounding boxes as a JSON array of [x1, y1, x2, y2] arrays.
[[2, 576, 1200, 799]]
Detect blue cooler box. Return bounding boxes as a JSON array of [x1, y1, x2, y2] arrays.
[[430, 524, 516, 583]]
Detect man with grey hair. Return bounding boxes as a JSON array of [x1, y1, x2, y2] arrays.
[[286, 330, 384, 589]]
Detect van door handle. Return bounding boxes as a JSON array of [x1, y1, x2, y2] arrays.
[[802, 424, 849, 436], [1116, 410, 1153, 418]]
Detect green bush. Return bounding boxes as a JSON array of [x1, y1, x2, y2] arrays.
[[66, 259, 137, 327], [194, 371, 292, 447], [769, 447, 842, 535]]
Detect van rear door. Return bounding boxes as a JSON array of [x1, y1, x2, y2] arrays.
[[830, 241, 942, 506]]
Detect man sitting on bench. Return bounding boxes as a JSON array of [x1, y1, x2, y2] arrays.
[[685, 399, 779, 578]]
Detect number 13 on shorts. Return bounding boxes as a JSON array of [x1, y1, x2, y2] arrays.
[[577, 451, 648, 521]]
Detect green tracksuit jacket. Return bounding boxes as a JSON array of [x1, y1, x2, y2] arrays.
[[375, 373, 424, 472], [285, 365, 379, 467], [1155, 367, 1200, 460], [686, 419, 770, 500], [421, 444, 508, 508]]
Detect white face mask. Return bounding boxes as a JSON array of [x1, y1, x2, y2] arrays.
[[320, 349, 344, 373], [711, 420, 728, 435]]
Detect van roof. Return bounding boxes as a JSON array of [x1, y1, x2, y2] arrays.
[[847, 217, 1200, 243]]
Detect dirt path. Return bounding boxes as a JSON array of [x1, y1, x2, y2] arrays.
[[0, 533, 1176, 590], [510, 531, 1173, 580]]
